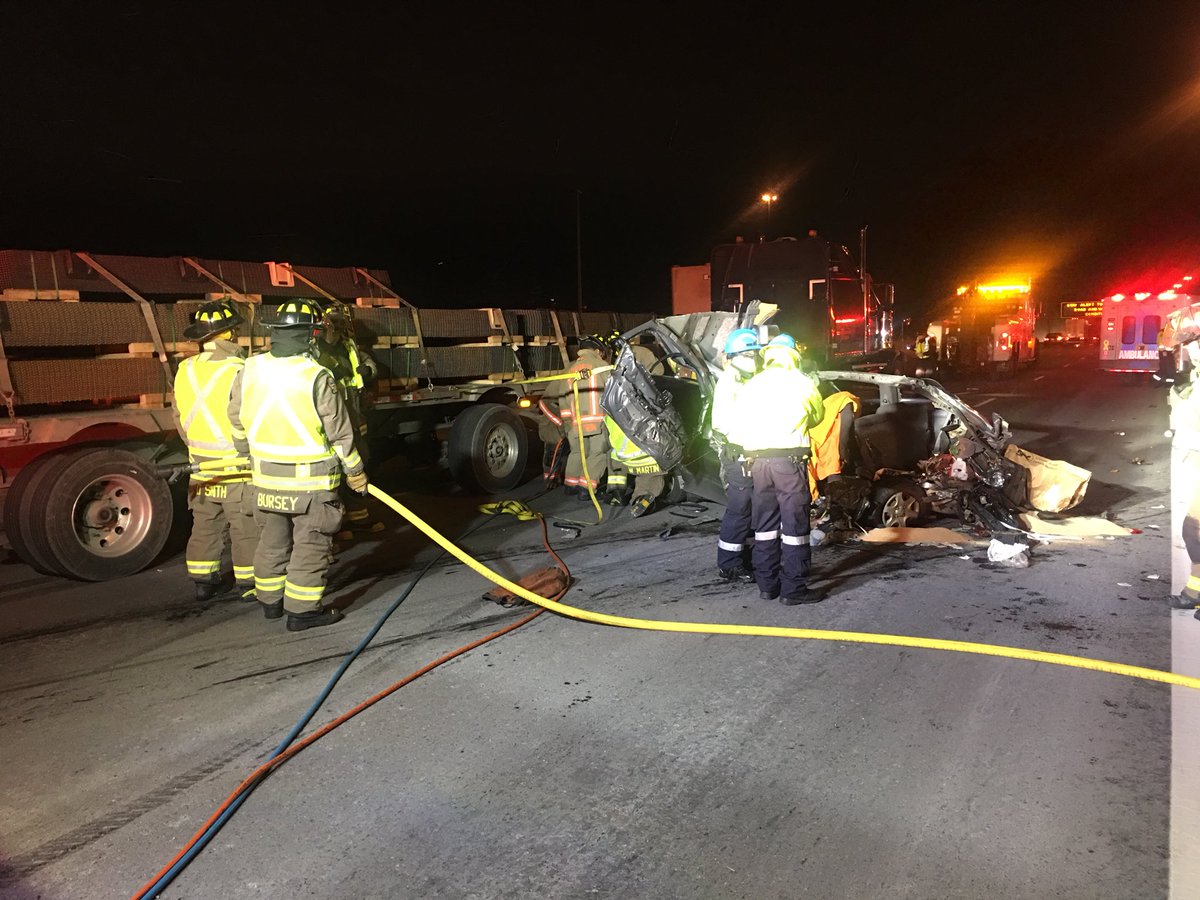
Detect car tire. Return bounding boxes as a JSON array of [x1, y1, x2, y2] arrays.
[[872, 477, 931, 528], [40, 448, 175, 581], [447, 403, 530, 494]]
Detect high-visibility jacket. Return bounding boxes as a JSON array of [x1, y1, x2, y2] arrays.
[[727, 366, 823, 453], [807, 391, 860, 498], [537, 349, 609, 437], [710, 365, 750, 446], [173, 340, 248, 483], [231, 354, 363, 492], [605, 417, 663, 474], [1172, 372, 1200, 452]]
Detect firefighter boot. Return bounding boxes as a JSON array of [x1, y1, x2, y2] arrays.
[[263, 599, 284, 620], [195, 581, 228, 602], [286, 607, 345, 632]]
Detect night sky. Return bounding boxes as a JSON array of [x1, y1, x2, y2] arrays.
[[4, 3, 1200, 317]]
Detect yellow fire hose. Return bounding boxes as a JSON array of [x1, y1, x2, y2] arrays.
[[197, 370, 1200, 691], [366, 486, 1200, 691]]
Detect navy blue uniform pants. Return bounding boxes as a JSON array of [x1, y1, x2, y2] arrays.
[[717, 452, 753, 571], [750, 456, 812, 597]]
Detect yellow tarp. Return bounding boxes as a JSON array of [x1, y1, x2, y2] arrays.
[[1004, 444, 1091, 512]]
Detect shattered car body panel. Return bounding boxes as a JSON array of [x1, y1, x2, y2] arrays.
[[621, 309, 1032, 531]]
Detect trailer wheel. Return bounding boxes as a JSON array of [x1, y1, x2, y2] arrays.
[[40, 448, 174, 581], [872, 477, 931, 528], [447, 403, 530, 494], [3, 450, 76, 575]]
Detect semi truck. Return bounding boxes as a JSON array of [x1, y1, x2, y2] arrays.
[[0, 250, 651, 581], [704, 231, 895, 366]]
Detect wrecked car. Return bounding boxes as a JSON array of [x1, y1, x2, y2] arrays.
[[610, 308, 1079, 536]]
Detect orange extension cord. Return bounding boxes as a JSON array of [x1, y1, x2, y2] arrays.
[[132, 517, 568, 900]]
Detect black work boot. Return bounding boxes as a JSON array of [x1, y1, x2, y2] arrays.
[[781, 587, 824, 605], [718, 566, 754, 584], [759, 589, 780, 601], [286, 607, 345, 632], [195, 581, 225, 602], [263, 599, 284, 620]]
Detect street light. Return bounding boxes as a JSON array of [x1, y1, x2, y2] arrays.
[[760, 192, 778, 235]]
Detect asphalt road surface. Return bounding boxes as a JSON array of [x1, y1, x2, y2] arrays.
[[1, 342, 1194, 899]]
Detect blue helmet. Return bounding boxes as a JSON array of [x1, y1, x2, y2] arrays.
[[724, 327, 761, 356], [767, 333, 796, 350]]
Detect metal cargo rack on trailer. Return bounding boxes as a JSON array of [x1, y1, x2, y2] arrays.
[[0, 250, 653, 581]]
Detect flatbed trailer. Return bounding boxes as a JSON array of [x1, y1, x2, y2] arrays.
[[0, 250, 651, 580]]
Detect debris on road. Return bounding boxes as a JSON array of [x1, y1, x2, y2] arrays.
[[987, 537, 1031, 568]]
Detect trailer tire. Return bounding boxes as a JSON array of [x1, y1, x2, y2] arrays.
[[447, 403, 530, 494], [4, 451, 76, 576], [40, 448, 174, 581], [872, 477, 931, 528]]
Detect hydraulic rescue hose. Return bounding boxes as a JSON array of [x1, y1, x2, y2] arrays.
[[365, 482, 1200, 691]]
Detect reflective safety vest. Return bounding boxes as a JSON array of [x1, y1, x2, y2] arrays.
[[175, 352, 248, 482], [240, 354, 340, 491], [605, 417, 663, 474], [729, 366, 823, 453]]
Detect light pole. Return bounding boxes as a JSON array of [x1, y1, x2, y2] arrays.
[[760, 192, 778, 238]]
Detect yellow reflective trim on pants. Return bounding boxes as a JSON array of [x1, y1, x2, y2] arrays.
[[233, 565, 254, 580], [346, 507, 370, 522], [187, 560, 221, 576], [608, 474, 628, 486], [256, 575, 286, 591], [1188, 575, 1200, 592], [284, 581, 325, 602], [368, 482, 1200, 693]]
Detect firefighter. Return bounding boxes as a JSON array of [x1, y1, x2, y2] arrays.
[[729, 333, 826, 605], [315, 301, 382, 541], [537, 333, 612, 499], [710, 327, 761, 583], [1170, 331, 1200, 609], [604, 333, 668, 515], [605, 417, 666, 517], [228, 299, 367, 631], [173, 300, 259, 602]]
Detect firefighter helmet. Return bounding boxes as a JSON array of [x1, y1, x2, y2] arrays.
[[724, 328, 761, 356], [264, 299, 323, 329], [766, 333, 796, 350], [184, 300, 243, 341], [578, 333, 611, 353]]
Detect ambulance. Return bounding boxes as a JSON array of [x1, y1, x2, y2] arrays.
[[1099, 289, 1194, 374]]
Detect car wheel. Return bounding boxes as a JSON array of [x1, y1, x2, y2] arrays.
[[872, 477, 930, 528]]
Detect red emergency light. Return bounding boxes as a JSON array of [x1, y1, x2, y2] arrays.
[[834, 316, 861, 325]]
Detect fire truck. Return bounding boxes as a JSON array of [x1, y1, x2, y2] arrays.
[[1098, 289, 1194, 374], [928, 281, 1039, 378]]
